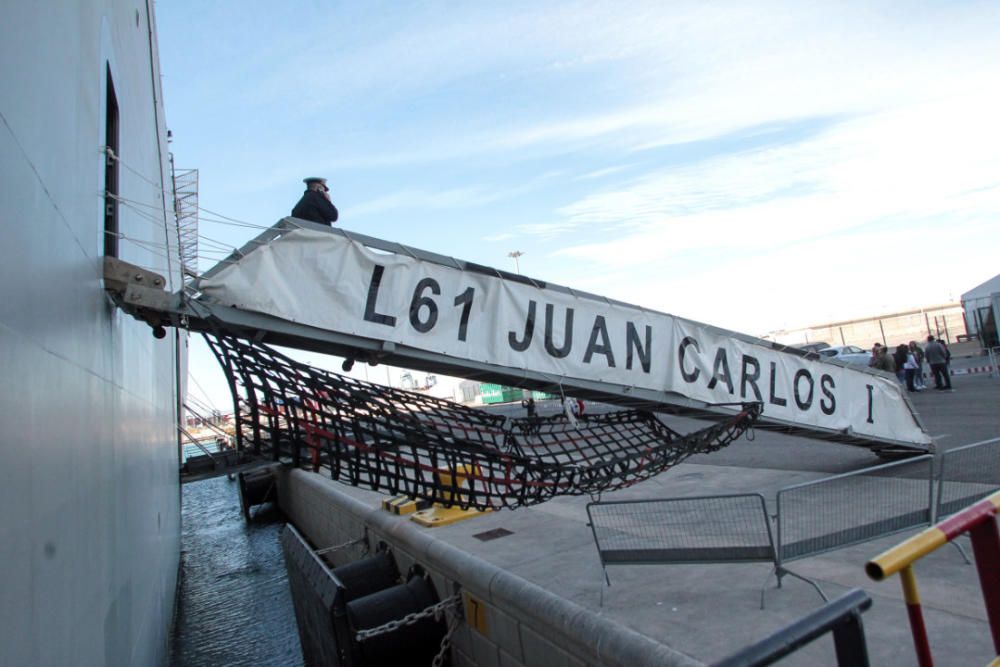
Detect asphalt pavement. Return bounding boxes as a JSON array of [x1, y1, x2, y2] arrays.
[[443, 370, 1000, 665]]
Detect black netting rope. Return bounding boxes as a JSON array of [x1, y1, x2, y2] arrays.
[[204, 333, 762, 510]]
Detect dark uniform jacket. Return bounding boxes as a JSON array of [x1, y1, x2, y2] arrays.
[[291, 190, 339, 225]]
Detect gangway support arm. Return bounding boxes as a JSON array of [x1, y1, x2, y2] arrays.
[[103, 257, 182, 337]]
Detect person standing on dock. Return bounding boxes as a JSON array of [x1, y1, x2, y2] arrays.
[[871, 345, 895, 373], [924, 335, 953, 391], [291, 177, 339, 225], [521, 397, 536, 418], [909, 340, 927, 390], [893, 344, 909, 384]]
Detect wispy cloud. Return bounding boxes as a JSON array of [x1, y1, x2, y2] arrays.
[[576, 164, 631, 181], [551, 94, 1000, 258], [535, 90, 1000, 333], [350, 169, 566, 217], [305, 2, 1000, 169], [159, 0, 1000, 339], [351, 186, 496, 217]]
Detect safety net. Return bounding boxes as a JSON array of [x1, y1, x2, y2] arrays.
[[205, 333, 762, 510]]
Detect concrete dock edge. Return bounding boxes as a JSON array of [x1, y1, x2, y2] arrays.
[[275, 467, 703, 667]]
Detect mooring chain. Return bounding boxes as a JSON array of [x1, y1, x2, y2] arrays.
[[354, 593, 463, 643], [431, 599, 462, 667]]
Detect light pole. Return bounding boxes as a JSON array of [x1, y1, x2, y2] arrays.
[[507, 250, 524, 274]]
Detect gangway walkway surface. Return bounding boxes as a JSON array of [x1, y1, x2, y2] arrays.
[[104, 217, 930, 454]]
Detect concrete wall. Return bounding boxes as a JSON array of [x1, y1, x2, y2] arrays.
[[277, 469, 702, 667], [764, 303, 966, 348], [0, 2, 182, 665]]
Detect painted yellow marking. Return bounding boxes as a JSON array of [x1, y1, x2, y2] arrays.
[[900, 565, 922, 605], [411, 504, 491, 527], [867, 528, 947, 581], [381, 495, 422, 515], [464, 592, 488, 635]]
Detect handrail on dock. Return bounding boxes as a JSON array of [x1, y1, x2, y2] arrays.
[[866, 489, 1000, 666], [712, 589, 872, 666]]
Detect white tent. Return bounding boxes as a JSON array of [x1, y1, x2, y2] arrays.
[[961, 273, 1000, 342], [962, 273, 1000, 302]]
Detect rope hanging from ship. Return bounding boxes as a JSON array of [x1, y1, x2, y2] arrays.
[[204, 333, 762, 511]]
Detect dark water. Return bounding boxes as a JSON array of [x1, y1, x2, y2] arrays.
[[171, 475, 303, 666]]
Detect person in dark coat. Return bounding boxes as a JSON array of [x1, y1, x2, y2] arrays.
[[521, 397, 536, 418], [892, 344, 909, 385], [924, 335, 953, 390], [291, 177, 339, 225]]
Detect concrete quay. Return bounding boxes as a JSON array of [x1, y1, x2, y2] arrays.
[[279, 372, 1000, 666]]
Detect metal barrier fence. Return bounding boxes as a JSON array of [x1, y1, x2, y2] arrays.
[[587, 445, 1000, 607], [776, 455, 934, 566], [587, 494, 775, 585], [936, 438, 1000, 521]]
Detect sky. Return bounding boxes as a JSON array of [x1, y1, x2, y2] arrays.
[[155, 1, 1000, 412]]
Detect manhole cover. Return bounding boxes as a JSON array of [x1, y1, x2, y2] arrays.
[[472, 528, 514, 542]]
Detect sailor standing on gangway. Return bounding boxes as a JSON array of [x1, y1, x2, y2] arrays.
[[291, 176, 339, 225]]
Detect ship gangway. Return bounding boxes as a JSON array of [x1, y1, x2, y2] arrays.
[[104, 218, 931, 506]]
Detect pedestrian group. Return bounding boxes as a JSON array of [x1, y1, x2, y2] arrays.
[[869, 336, 953, 393]]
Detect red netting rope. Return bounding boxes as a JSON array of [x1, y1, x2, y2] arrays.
[[205, 333, 761, 510]]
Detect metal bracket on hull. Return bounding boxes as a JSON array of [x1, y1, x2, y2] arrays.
[[103, 257, 181, 338]]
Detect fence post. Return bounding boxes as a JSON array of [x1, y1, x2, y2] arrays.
[[900, 566, 933, 667], [969, 517, 1000, 653], [832, 605, 872, 666]]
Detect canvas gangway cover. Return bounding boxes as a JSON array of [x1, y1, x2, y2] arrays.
[[104, 217, 931, 504]]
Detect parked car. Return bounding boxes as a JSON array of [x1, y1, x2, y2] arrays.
[[817, 345, 870, 365], [795, 342, 830, 353]]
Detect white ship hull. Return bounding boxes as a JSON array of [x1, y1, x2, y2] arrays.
[[0, 2, 184, 664]]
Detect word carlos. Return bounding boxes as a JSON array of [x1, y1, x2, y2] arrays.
[[361, 266, 856, 420]]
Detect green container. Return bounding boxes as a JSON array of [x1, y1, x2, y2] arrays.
[[481, 383, 525, 404]]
